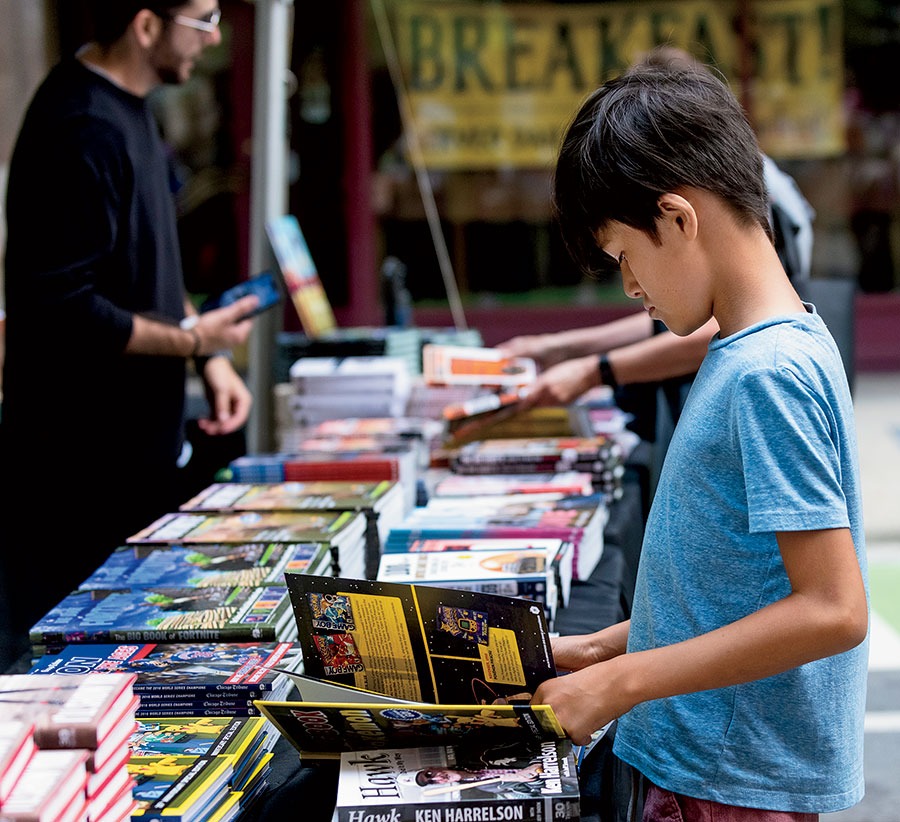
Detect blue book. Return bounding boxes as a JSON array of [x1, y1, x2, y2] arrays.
[[27, 641, 302, 700], [29, 584, 297, 649], [80, 542, 332, 591]]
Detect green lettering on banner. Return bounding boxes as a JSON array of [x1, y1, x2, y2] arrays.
[[390, 0, 845, 169]]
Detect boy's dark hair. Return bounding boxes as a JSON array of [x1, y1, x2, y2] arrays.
[[553, 66, 771, 276], [89, 1, 183, 45]]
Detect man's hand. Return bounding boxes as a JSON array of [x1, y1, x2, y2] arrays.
[[517, 354, 600, 410], [197, 356, 253, 435], [191, 295, 257, 356]]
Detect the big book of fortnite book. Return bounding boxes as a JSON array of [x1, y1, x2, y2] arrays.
[[278, 574, 556, 705]]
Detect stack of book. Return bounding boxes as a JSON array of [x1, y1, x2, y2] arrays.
[[128, 509, 369, 581], [274, 328, 424, 383], [178, 480, 406, 581], [421, 344, 536, 389], [276, 415, 444, 463], [429, 470, 594, 499], [127, 714, 276, 819], [383, 492, 607, 583], [1, 672, 138, 822], [226, 441, 420, 517], [450, 435, 627, 500], [287, 356, 413, 425], [374, 537, 573, 630], [27, 641, 304, 719], [253, 575, 583, 821]]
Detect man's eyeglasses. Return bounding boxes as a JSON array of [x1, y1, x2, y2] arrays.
[[169, 8, 221, 34]]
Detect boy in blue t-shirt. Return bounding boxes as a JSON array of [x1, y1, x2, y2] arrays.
[[532, 67, 868, 820]]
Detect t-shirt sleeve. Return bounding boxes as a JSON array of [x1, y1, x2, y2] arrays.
[[735, 365, 849, 533]]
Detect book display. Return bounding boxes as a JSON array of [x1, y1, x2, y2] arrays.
[[1, 312, 654, 821]]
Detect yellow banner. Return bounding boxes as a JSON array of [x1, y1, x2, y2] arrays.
[[390, 0, 844, 168]]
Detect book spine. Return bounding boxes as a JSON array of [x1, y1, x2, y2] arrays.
[[106, 626, 279, 643]]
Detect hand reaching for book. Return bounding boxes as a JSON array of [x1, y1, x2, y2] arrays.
[[516, 354, 601, 410]]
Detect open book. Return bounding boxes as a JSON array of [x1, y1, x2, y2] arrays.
[[257, 576, 562, 759]]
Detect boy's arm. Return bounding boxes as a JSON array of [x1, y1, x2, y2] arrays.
[[534, 527, 867, 744]]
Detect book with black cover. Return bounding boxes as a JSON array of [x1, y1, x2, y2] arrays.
[[253, 701, 565, 760]]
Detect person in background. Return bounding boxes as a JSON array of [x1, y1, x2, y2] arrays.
[[497, 47, 815, 442], [0, 1, 256, 668], [532, 64, 867, 820]]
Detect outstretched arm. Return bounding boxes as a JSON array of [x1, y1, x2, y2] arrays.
[[518, 318, 717, 409]]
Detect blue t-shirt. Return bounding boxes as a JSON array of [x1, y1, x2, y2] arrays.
[[614, 306, 868, 813]]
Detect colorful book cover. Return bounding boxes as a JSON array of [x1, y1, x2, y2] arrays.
[[265, 214, 337, 338], [128, 753, 234, 820], [422, 344, 536, 387], [78, 542, 331, 591], [179, 481, 396, 514], [375, 549, 553, 608], [27, 642, 302, 698], [333, 740, 580, 822], [284, 575, 556, 706], [127, 510, 364, 546], [128, 716, 267, 761], [254, 701, 565, 759], [29, 585, 296, 646], [431, 472, 594, 498]]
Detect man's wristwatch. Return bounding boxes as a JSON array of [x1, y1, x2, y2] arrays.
[[598, 353, 618, 389]]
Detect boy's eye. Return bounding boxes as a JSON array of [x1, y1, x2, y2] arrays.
[[617, 252, 626, 267]]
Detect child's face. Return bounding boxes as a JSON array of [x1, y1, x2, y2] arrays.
[[598, 213, 712, 337]]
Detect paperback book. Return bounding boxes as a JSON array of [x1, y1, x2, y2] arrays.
[[79, 542, 332, 592], [375, 548, 560, 627], [253, 701, 565, 760], [29, 584, 296, 649], [422, 344, 536, 388], [430, 471, 594, 499], [128, 715, 274, 796], [384, 492, 607, 581], [126, 510, 369, 582], [177, 480, 406, 579], [283, 575, 556, 706], [265, 214, 337, 338], [27, 641, 303, 706], [333, 739, 580, 822], [129, 753, 235, 821]]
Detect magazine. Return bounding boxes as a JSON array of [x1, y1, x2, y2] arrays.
[[333, 739, 580, 821], [253, 701, 565, 760], [283, 575, 556, 706]]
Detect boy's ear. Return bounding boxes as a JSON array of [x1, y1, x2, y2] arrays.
[[657, 193, 698, 241]]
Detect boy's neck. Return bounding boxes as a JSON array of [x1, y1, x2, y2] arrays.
[[711, 241, 804, 339]]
